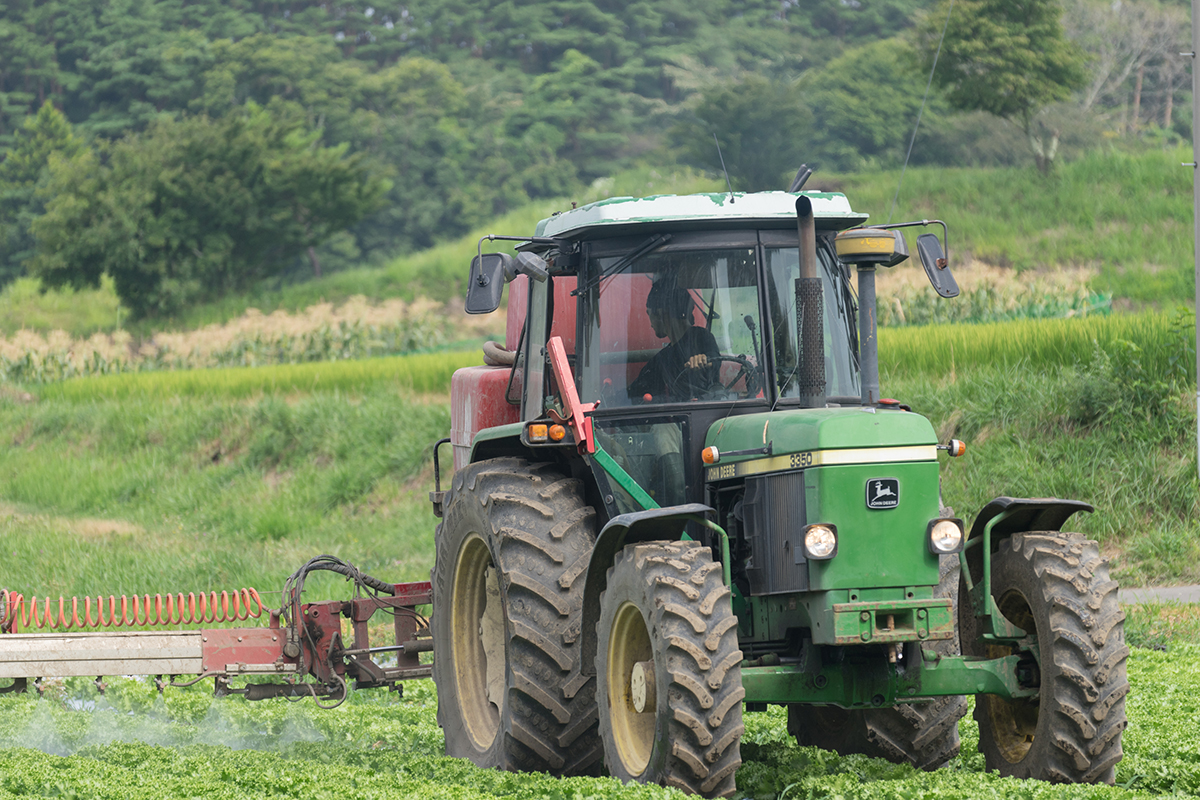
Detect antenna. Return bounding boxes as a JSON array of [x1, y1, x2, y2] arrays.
[[788, 164, 813, 192], [713, 133, 735, 204]]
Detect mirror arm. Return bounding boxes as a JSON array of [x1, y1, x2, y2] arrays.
[[865, 219, 948, 268], [476, 234, 559, 266]]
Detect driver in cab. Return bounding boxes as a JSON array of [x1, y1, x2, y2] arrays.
[[628, 280, 720, 403]]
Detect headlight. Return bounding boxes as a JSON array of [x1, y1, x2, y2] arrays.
[[803, 524, 838, 560], [927, 518, 964, 554]]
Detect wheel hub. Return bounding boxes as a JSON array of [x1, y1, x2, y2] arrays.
[[630, 660, 655, 713], [450, 534, 502, 750], [607, 601, 654, 776]]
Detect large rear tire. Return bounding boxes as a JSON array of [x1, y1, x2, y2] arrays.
[[959, 532, 1128, 783], [788, 555, 967, 770], [597, 540, 744, 798], [432, 458, 601, 775]]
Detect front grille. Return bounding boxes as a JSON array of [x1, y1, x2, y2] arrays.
[[742, 471, 808, 595]]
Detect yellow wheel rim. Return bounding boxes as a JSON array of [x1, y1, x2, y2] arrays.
[[607, 601, 654, 776], [986, 587, 1039, 763], [451, 533, 503, 750]]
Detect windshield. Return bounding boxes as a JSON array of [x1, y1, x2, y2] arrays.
[[765, 240, 860, 401], [577, 233, 859, 407], [579, 246, 764, 406]]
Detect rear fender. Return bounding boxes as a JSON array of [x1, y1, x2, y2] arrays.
[[579, 503, 714, 674]]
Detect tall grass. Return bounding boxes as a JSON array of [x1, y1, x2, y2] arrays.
[[881, 310, 1195, 380], [0, 275, 124, 337], [876, 262, 1109, 327]]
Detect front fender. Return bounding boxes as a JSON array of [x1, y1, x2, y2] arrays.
[[962, 495, 1094, 597], [579, 503, 714, 675], [967, 496, 1093, 543]]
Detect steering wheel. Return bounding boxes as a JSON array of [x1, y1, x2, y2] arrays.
[[710, 355, 762, 398]]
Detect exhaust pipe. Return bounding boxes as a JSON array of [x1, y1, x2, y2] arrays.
[[795, 196, 825, 408]]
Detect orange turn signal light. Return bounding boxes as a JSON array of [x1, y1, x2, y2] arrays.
[[549, 424, 567, 442], [947, 439, 966, 457], [528, 423, 549, 442], [701, 446, 720, 464]]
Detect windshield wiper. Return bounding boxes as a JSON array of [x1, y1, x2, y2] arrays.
[[573, 233, 672, 296]]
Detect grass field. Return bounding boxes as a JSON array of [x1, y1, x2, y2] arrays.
[[0, 311, 1197, 797], [834, 147, 1196, 305], [0, 311, 1195, 594]]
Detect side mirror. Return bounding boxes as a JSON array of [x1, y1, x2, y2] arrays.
[[916, 233, 959, 299], [465, 253, 513, 314], [465, 251, 551, 315]]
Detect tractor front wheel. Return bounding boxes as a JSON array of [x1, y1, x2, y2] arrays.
[[432, 458, 601, 776], [597, 541, 744, 798], [961, 532, 1129, 783]]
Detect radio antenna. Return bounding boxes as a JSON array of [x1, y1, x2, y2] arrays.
[[713, 133, 735, 204]]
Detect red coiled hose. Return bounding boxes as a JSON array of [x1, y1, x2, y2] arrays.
[[0, 588, 264, 632]]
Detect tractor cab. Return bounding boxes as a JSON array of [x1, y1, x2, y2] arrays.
[[456, 192, 882, 514]]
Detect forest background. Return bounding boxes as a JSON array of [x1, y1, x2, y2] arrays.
[[0, 0, 1194, 324]]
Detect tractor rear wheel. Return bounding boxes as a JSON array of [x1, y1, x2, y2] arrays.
[[432, 458, 601, 775], [788, 555, 967, 770], [597, 541, 744, 798], [959, 532, 1128, 783]]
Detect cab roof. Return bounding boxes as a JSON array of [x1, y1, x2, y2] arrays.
[[535, 191, 869, 240]]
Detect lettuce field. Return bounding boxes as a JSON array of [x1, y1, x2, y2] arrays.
[[0, 643, 1195, 799]]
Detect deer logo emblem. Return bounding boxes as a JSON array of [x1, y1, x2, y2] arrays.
[[866, 478, 900, 509]]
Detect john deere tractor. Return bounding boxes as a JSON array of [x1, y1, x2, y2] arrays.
[[428, 186, 1128, 797]]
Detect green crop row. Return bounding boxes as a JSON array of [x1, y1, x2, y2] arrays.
[[0, 300, 454, 386], [0, 644, 1194, 798], [36, 350, 484, 402], [875, 262, 1111, 328]]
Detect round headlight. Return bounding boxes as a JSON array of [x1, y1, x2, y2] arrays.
[[929, 519, 963, 553], [804, 524, 837, 559]]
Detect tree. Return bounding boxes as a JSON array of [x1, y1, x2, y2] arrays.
[[805, 38, 935, 171], [0, 100, 85, 285], [671, 75, 812, 192], [30, 104, 386, 317], [917, 0, 1087, 173], [1063, 0, 1187, 135]]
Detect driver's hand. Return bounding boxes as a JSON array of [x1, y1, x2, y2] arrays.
[[685, 354, 709, 370]]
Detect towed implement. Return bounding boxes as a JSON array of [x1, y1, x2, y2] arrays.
[[0, 556, 431, 703]]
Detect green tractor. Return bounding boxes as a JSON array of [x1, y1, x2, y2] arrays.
[[428, 186, 1128, 797]]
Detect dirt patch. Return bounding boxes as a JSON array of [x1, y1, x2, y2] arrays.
[[71, 518, 142, 537], [0, 502, 143, 538], [0, 385, 35, 404]]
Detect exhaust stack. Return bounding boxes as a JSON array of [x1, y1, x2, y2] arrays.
[[795, 196, 825, 408]]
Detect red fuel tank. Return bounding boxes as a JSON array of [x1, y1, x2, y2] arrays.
[[450, 365, 520, 471]]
